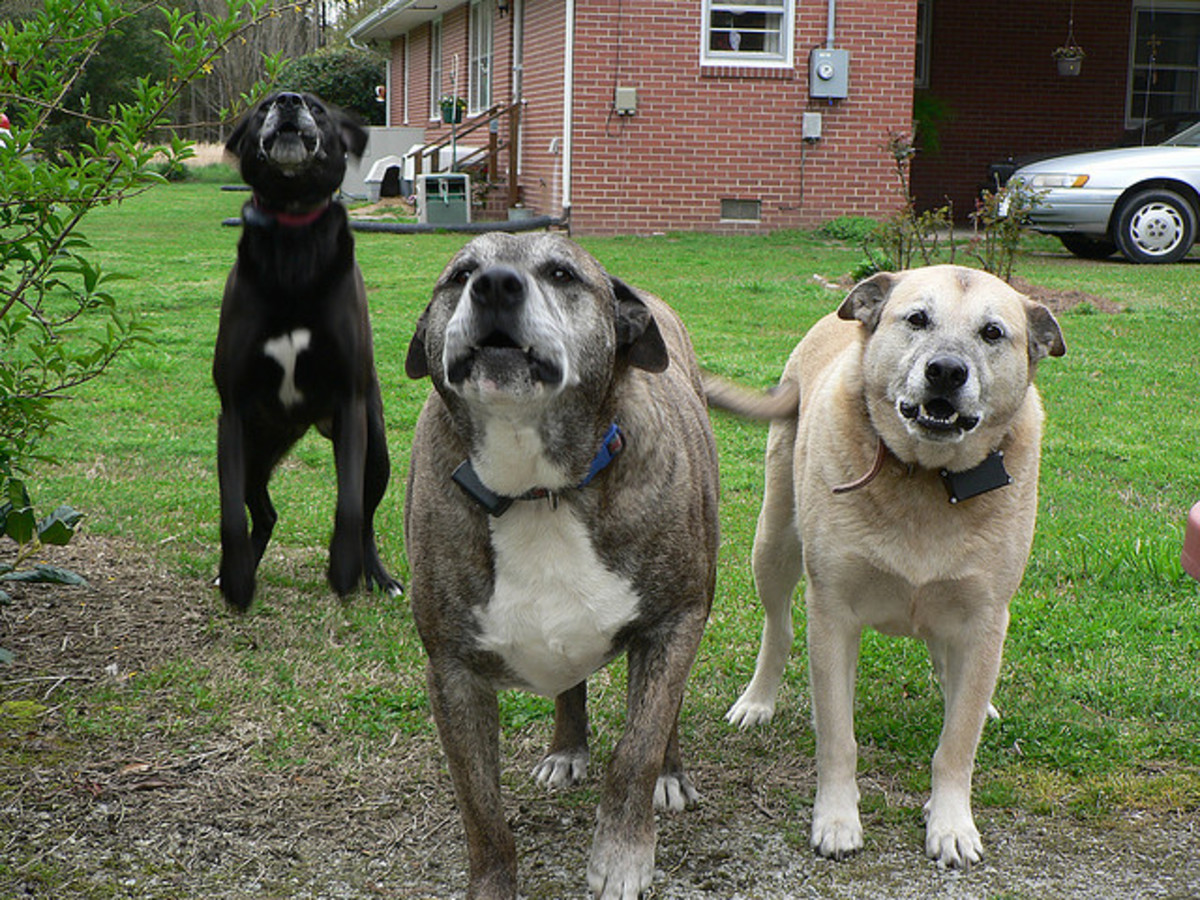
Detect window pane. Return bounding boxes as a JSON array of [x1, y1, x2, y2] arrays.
[[708, 7, 784, 56], [1131, 7, 1200, 119]]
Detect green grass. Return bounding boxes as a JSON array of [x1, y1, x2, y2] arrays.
[[15, 173, 1200, 821]]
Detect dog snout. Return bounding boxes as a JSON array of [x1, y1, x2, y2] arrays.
[[925, 354, 969, 393], [470, 266, 526, 312]]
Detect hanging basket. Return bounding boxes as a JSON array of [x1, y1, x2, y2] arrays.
[[1056, 55, 1083, 77], [441, 107, 462, 124]]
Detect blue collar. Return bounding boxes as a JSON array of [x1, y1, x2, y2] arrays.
[[452, 423, 625, 518]]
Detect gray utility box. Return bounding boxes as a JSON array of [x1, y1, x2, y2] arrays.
[[809, 48, 850, 99], [417, 173, 471, 225]]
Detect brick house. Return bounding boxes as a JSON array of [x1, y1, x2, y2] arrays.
[[911, 0, 1200, 222], [349, 1, 1200, 235], [349, 0, 919, 235]]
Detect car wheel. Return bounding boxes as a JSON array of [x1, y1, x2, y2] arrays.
[[1057, 233, 1118, 260], [1113, 189, 1197, 264]]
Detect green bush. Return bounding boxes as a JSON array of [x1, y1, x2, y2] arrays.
[[277, 47, 387, 125], [0, 0, 277, 588], [820, 215, 879, 244]]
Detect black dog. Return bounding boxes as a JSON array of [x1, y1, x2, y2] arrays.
[[214, 91, 401, 611]]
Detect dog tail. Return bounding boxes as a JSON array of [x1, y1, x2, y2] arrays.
[[703, 373, 798, 421]]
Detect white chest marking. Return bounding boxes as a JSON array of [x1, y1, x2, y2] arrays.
[[475, 504, 640, 698], [263, 328, 312, 408]]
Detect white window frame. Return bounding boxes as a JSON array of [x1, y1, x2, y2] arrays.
[[701, 0, 794, 69], [1127, 1, 1200, 126], [469, 0, 494, 115], [429, 17, 443, 122]]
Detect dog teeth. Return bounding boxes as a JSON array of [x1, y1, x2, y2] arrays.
[[900, 399, 979, 432]]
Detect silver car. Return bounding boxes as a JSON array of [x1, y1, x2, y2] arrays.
[[1009, 121, 1200, 263]]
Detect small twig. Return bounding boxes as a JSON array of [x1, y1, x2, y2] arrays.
[[1, 673, 95, 686]]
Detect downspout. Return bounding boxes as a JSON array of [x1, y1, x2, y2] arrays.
[[826, 0, 836, 47], [561, 0, 575, 217]]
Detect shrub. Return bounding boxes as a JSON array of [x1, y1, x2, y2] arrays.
[[0, 0, 278, 589], [277, 47, 387, 125]]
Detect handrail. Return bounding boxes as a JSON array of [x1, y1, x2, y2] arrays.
[[412, 100, 523, 209]]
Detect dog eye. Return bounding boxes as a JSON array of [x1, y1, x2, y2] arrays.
[[448, 267, 474, 286], [905, 310, 930, 329], [549, 266, 575, 285], [980, 322, 1005, 343]]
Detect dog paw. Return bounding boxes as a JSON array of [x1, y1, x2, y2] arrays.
[[653, 772, 699, 812], [725, 693, 776, 729], [811, 811, 863, 861], [588, 835, 653, 900], [924, 801, 982, 869], [217, 559, 255, 613], [366, 566, 404, 598], [532, 749, 588, 790]]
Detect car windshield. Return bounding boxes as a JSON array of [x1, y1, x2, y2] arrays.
[[1163, 121, 1200, 146]]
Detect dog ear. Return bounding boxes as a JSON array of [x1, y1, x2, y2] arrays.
[[612, 278, 668, 373], [405, 310, 430, 379], [1025, 301, 1066, 362], [338, 112, 369, 160], [837, 272, 895, 332], [224, 95, 272, 159]]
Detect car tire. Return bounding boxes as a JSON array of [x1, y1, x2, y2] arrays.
[[1113, 188, 1197, 264], [1057, 234, 1118, 260]]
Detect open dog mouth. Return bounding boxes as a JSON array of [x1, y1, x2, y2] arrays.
[[446, 330, 565, 389], [899, 398, 980, 434], [261, 117, 321, 169]]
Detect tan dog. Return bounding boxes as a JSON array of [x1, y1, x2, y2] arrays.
[[712, 265, 1064, 868]]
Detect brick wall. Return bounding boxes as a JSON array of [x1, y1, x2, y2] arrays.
[[384, 0, 918, 234], [911, 0, 1132, 219], [568, 0, 918, 234]]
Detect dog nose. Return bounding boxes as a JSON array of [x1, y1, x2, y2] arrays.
[[470, 266, 526, 311], [925, 354, 969, 392], [276, 92, 304, 108]]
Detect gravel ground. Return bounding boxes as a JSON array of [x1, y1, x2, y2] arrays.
[[3, 536, 1196, 900]]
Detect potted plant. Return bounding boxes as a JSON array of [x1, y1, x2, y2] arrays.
[[440, 95, 466, 124], [1053, 43, 1085, 77]]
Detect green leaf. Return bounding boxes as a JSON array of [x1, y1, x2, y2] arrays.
[[38, 506, 83, 546], [4, 507, 36, 545], [0, 565, 89, 586], [0, 647, 14, 664], [6, 479, 30, 509]]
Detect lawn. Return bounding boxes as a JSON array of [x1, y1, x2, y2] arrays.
[[3, 170, 1199, 896]]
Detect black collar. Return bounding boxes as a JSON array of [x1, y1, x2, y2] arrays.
[[452, 423, 626, 518], [833, 438, 1011, 504], [940, 450, 1012, 504]]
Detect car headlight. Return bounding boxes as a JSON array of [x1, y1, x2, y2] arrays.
[[1027, 173, 1090, 188]]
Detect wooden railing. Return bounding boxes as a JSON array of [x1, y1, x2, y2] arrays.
[[411, 100, 523, 210]]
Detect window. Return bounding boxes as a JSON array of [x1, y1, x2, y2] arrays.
[[914, 0, 932, 88], [720, 198, 762, 221], [469, 0, 494, 114], [429, 18, 443, 121], [703, 0, 794, 68], [1129, 2, 1200, 124]]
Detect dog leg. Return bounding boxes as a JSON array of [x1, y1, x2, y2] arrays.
[[533, 682, 589, 790], [328, 399, 368, 596], [728, 417, 803, 728], [588, 610, 705, 900], [807, 586, 864, 860], [217, 411, 257, 612], [654, 718, 700, 812], [244, 441, 280, 569], [426, 658, 517, 900], [923, 609, 1008, 869], [360, 389, 403, 596]]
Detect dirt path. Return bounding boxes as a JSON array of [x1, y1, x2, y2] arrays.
[[2, 536, 1196, 899]]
